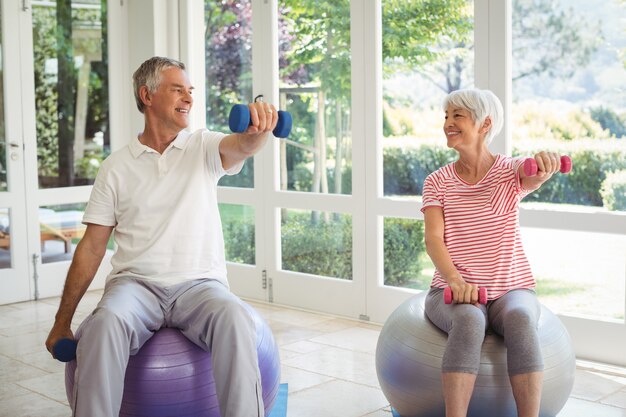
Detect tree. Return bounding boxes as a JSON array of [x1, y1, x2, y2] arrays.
[[205, 1, 253, 131], [279, 0, 472, 198], [422, 0, 603, 93]]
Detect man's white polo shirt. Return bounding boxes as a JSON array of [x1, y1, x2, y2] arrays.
[[82, 129, 243, 287]]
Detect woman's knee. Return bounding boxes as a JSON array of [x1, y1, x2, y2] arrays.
[[453, 306, 488, 330], [502, 307, 539, 333]]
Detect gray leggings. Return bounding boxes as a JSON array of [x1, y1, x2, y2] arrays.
[[425, 288, 544, 376]]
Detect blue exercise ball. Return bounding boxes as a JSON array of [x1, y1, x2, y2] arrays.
[[375, 291, 575, 417], [65, 303, 280, 417]]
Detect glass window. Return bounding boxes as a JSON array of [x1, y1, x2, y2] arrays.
[[512, 0, 626, 213], [39, 203, 86, 263], [383, 217, 433, 290], [382, 0, 474, 199], [205, 1, 254, 188], [0, 208, 11, 269], [39, 202, 114, 264], [523, 227, 625, 322], [219, 203, 255, 265], [280, 208, 352, 280], [278, 1, 352, 195], [33, 0, 110, 189]]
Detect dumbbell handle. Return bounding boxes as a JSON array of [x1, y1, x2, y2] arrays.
[[444, 286, 488, 305], [523, 155, 572, 177], [52, 338, 77, 362], [229, 104, 292, 138]]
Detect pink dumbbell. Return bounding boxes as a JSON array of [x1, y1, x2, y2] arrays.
[[523, 155, 572, 177], [444, 286, 488, 305]]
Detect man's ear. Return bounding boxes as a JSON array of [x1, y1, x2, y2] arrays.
[[139, 85, 152, 109], [481, 116, 492, 134]]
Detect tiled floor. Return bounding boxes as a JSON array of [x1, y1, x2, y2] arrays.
[[1, 290, 625, 417]]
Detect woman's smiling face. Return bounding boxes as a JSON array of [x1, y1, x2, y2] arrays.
[[443, 105, 481, 149]]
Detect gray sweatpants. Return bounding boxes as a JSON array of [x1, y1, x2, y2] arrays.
[[70, 277, 263, 417], [425, 288, 544, 376]]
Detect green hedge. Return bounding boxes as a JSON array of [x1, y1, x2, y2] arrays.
[[601, 170, 626, 211], [224, 214, 426, 285], [382, 141, 626, 209], [223, 219, 255, 265], [383, 218, 425, 287], [281, 213, 353, 279]]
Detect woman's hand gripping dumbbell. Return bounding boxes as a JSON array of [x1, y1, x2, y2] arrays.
[[444, 286, 488, 305], [523, 154, 572, 177], [229, 102, 292, 138]]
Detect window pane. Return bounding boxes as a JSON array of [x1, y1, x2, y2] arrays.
[[33, 0, 110, 189], [40, 203, 86, 263], [219, 203, 255, 265], [512, 0, 626, 213], [383, 217, 433, 290], [280, 209, 352, 280], [278, 1, 352, 195], [205, 1, 254, 189], [523, 228, 626, 322], [382, 0, 474, 199], [39, 202, 114, 264], [0, 208, 12, 269]]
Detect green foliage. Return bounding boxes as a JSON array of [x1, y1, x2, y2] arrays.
[[383, 218, 426, 287], [512, 102, 611, 142], [600, 170, 626, 211], [33, 6, 60, 177], [381, 140, 626, 209], [281, 213, 352, 279], [74, 151, 105, 179], [280, 0, 352, 104], [513, 146, 626, 207], [33, 3, 109, 183], [223, 217, 255, 265], [383, 145, 456, 196], [218, 159, 254, 188], [512, 0, 602, 82], [382, 0, 472, 69], [590, 106, 626, 138], [224, 212, 430, 287]]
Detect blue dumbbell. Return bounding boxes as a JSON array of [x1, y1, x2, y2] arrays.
[[53, 338, 77, 362], [229, 104, 292, 138]]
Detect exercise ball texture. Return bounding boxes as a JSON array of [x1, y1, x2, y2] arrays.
[[66, 303, 280, 417], [375, 292, 575, 417]]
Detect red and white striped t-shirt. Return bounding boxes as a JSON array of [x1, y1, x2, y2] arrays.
[[421, 154, 535, 300]]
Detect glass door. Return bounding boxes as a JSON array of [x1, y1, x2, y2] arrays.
[[27, 0, 115, 297], [2, 0, 118, 304], [204, 0, 366, 317], [0, 0, 31, 304]]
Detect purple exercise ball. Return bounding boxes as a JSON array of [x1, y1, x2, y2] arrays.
[[65, 303, 280, 417]]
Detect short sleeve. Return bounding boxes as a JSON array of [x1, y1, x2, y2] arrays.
[[421, 173, 444, 213], [204, 131, 245, 177], [82, 161, 117, 227]]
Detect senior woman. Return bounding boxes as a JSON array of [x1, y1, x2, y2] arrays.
[[421, 88, 563, 417]]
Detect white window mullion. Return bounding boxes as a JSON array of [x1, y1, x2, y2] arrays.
[[252, 0, 278, 298], [475, 0, 511, 156]]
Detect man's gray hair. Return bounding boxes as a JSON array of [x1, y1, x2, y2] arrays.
[[132, 56, 186, 113], [443, 88, 504, 145]]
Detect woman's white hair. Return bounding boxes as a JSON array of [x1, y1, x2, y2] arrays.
[[443, 88, 504, 145]]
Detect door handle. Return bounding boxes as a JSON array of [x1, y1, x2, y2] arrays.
[[22, 0, 31, 12], [8, 142, 20, 161]]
